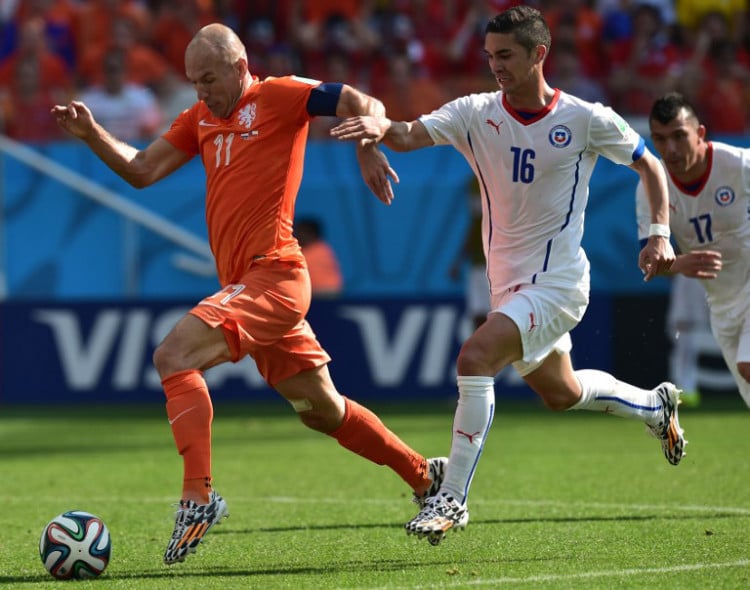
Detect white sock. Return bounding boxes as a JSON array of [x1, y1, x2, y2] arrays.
[[570, 369, 661, 425], [441, 376, 495, 504]]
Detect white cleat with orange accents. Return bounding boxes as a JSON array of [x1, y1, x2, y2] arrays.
[[647, 382, 687, 466], [164, 490, 229, 564]]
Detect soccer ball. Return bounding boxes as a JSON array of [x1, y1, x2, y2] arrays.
[[39, 510, 111, 580]]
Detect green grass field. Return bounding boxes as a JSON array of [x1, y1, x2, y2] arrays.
[[1, 395, 748, 589]]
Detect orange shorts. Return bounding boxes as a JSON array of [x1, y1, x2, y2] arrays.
[[189, 259, 331, 386]]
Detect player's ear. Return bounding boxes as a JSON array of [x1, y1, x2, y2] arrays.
[[535, 44, 548, 65], [697, 124, 707, 140], [235, 57, 248, 77]]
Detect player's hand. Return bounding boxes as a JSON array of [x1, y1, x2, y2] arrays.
[[671, 250, 722, 279], [50, 101, 96, 139], [331, 116, 390, 145], [356, 143, 399, 205], [639, 235, 676, 281]]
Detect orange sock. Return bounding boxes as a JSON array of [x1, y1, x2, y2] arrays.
[[162, 369, 214, 503], [328, 397, 429, 493]]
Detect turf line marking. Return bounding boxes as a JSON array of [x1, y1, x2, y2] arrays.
[[262, 497, 750, 515], [360, 559, 750, 589], [490, 499, 750, 515]]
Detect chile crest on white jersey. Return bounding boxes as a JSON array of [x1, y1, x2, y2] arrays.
[[548, 124, 572, 148]]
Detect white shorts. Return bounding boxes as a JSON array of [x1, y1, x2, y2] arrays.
[[710, 305, 750, 407], [493, 283, 588, 377]]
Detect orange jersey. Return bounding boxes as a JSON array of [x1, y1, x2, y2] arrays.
[[163, 75, 318, 285]]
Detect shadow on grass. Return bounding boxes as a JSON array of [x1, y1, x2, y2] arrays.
[[213, 509, 746, 536], [0, 556, 467, 584]]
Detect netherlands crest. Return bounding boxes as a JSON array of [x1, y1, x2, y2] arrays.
[[238, 104, 256, 129], [548, 125, 572, 148]]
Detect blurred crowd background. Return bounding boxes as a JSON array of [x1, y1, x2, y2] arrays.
[[2, 0, 750, 144]]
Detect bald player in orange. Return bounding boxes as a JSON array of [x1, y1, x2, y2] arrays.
[[51, 23, 443, 565]]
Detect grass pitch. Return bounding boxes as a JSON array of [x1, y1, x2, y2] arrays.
[[1, 395, 748, 589]]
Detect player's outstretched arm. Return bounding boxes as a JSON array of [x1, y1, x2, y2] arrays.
[[50, 100, 98, 140], [51, 101, 190, 188], [330, 114, 390, 145], [630, 149, 675, 280], [331, 116, 434, 152]]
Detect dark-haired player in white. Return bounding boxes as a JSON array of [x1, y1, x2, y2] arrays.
[[333, 5, 685, 545], [637, 92, 750, 409]]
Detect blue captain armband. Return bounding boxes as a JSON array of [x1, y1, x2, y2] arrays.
[[307, 83, 344, 117]]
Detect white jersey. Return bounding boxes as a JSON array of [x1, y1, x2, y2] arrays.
[[636, 142, 750, 316], [420, 89, 645, 295]]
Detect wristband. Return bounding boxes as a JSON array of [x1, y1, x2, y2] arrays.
[[648, 223, 670, 239]]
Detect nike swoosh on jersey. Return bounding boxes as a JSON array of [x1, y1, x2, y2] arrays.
[[199, 119, 218, 127]]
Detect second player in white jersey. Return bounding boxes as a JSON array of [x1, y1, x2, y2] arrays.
[[637, 142, 750, 315], [636, 92, 750, 408]]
